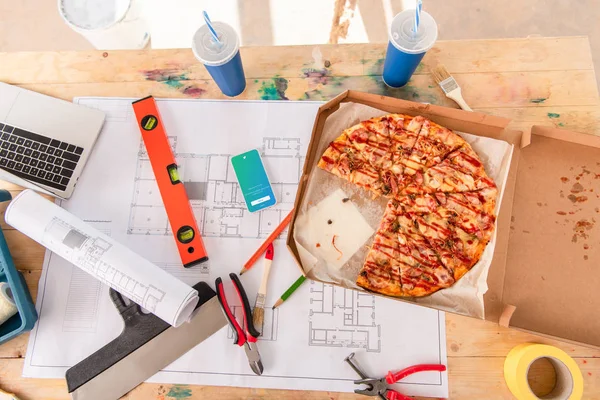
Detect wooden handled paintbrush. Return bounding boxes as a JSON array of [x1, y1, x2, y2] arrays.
[[252, 242, 274, 335], [431, 64, 472, 111]]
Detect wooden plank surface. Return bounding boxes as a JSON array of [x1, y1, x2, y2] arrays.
[[0, 357, 599, 400], [0, 37, 598, 399]]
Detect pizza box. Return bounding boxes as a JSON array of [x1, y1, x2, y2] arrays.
[[286, 90, 600, 349]]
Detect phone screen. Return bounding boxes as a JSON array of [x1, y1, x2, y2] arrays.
[[231, 149, 277, 213]]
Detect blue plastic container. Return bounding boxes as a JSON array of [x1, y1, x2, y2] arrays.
[[192, 21, 246, 97], [0, 189, 38, 345], [382, 9, 438, 88]]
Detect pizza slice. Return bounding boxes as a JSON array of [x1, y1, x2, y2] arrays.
[[400, 143, 497, 194], [386, 115, 427, 196], [356, 210, 403, 297], [358, 199, 455, 297], [397, 188, 498, 281], [404, 119, 466, 172], [345, 115, 393, 172], [317, 132, 383, 193]]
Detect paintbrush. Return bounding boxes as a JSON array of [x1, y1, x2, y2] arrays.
[[431, 64, 472, 111], [252, 242, 274, 335]]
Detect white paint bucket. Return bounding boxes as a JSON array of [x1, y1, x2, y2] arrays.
[[58, 0, 150, 50]]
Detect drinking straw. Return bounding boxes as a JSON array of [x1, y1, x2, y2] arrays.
[[203, 11, 221, 45], [414, 0, 423, 35]]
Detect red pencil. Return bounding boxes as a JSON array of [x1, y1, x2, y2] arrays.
[[239, 209, 294, 275]]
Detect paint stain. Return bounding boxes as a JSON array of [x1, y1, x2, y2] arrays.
[[258, 77, 289, 100], [537, 202, 543, 207], [523, 230, 531, 234], [558, 122, 565, 127], [182, 86, 206, 97], [556, 211, 567, 215], [547, 112, 560, 118], [254, 79, 259, 83], [142, 68, 188, 89], [530, 98, 546, 103], [583, 359, 588, 364], [303, 68, 331, 86], [450, 343, 460, 352], [560, 177, 569, 183], [166, 385, 192, 398], [588, 372, 592, 376]]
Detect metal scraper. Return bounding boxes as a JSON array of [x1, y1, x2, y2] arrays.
[[66, 281, 226, 400]]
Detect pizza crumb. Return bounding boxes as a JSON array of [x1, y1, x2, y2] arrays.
[[584, 255, 589, 261], [316, 243, 321, 248], [342, 197, 350, 203], [331, 235, 343, 260], [327, 219, 333, 225], [560, 176, 569, 183], [556, 211, 567, 215]]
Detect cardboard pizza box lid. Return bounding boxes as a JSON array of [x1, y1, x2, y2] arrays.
[[500, 125, 600, 348]]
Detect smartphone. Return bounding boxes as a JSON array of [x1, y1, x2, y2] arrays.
[[231, 149, 277, 213]]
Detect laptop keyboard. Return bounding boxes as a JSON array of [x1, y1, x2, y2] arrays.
[[0, 123, 83, 192]]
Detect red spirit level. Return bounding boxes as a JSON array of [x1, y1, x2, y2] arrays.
[[132, 96, 208, 267]]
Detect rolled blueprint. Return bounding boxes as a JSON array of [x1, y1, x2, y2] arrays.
[[5, 190, 198, 327]]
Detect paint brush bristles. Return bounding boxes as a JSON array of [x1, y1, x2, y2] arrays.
[[431, 64, 472, 111], [252, 303, 265, 334], [431, 65, 457, 93]]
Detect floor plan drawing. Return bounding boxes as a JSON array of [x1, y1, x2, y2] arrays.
[[128, 137, 301, 239], [227, 306, 279, 341], [308, 281, 381, 352]]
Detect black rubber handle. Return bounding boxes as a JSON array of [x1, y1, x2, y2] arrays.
[[229, 273, 260, 339]]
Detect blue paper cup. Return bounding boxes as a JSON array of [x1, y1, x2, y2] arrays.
[[192, 22, 246, 97], [382, 10, 438, 88]]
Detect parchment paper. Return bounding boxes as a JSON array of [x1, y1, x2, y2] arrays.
[[293, 102, 514, 319]]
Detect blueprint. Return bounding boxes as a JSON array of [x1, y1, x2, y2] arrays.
[[22, 97, 448, 398]]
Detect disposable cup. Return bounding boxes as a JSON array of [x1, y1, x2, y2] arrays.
[[192, 22, 246, 97], [382, 10, 438, 88]]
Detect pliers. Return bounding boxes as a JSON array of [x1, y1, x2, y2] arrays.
[[354, 363, 447, 400], [215, 273, 264, 375]]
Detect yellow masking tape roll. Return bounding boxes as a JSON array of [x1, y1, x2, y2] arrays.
[[504, 343, 583, 400]]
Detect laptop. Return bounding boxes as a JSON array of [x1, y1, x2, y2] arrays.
[[0, 82, 105, 198]]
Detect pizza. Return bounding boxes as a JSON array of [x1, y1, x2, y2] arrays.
[[318, 114, 498, 297]]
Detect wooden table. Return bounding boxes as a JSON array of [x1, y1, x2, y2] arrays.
[[0, 37, 599, 400]]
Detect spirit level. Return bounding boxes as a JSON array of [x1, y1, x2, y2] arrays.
[[132, 96, 208, 267]]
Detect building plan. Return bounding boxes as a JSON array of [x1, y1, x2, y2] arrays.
[[22, 97, 448, 397]]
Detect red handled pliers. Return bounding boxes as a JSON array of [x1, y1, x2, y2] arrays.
[[215, 273, 264, 375], [354, 364, 447, 400]]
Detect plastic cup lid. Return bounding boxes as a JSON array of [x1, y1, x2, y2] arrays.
[[192, 22, 240, 67], [389, 9, 438, 54]]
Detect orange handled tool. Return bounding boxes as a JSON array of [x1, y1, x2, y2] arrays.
[[132, 96, 208, 267]]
